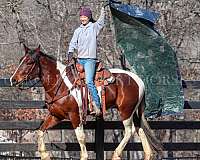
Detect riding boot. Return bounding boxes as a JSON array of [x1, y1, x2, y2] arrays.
[[90, 101, 102, 116]]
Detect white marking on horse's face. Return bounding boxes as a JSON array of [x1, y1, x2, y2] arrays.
[[10, 56, 26, 86]]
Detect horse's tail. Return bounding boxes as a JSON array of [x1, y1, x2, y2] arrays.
[[138, 95, 163, 153]]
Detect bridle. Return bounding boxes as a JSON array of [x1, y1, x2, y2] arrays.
[[17, 51, 42, 90], [17, 51, 78, 108]]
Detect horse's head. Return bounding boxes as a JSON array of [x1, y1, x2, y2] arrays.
[[10, 44, 42, 86]]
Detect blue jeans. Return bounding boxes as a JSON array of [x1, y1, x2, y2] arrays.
[[78, 58, 101, 109]]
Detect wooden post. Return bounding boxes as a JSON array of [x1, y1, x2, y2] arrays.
[[95, 116, 104, 160], [168, 129, 174, 158]]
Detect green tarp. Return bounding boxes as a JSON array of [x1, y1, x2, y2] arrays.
[[110, 5, 184, 118]]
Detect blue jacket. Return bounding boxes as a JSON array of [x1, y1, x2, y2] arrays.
[[68, 7, 105, 59]]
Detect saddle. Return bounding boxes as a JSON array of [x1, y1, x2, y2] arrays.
[[75, 61, 114, 86], [70, 60, 115, 122]]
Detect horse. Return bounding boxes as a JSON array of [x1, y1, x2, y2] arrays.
[[10, 44, 162, 160]]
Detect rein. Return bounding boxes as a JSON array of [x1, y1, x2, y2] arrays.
[[45, 74, 65, 106], [17, 79, 41, 91], [45, 64, 75, 107], [17, 52, 77, 109]]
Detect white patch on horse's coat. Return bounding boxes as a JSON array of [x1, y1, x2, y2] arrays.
[[75, 125, 88, 159], [10, 56, 27, 86], [57, 61, 102, 107], [56, 61, 82, 107], [97, 86, 102, 101], [114, 116, 133, 157], [138, 128, 153, 155], [37, 130, 50, 159], [109, 68, 145, 105], [56, 61, 73, 90], [111, 69, 146, 157], [70, 86, 102, 108], [70, 88, 82, 107], [106, 76, 115, 83]]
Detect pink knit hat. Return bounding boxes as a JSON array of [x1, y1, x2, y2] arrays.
[[79, 7, 92, 18]]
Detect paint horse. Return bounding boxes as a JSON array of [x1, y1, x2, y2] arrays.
[[10, 45, 162, 160]]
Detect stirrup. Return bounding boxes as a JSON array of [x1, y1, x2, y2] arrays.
[[90, 107, 102, 116], [90, 110, 102, 116], [91, 102, 102, 116]]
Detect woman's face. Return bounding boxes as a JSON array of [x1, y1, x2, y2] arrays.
[[80, 16, 90, 25]]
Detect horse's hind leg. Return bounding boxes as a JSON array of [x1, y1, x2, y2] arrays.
[[38, 114, 61, 160], [138, 126, 155, 160], [133, 112, 154, 160], [112, 115, 134, 160], [135, 98, 162, 160]]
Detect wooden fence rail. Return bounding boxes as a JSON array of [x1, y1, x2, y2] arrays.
[[0, 79, 200, 159], [1, 79, 200, 88], [0, 79, 199, 109], [0, 99, 199, 109], [1, 143, 200, 152], [1, 120, 200, 130]]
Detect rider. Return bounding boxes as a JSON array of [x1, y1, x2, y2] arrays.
[[67, 6, 105, 116]]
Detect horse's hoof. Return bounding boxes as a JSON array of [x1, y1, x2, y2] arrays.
[[112, 156, 121, 160], [144, 153, 155, 160], [112, 153, 121, 160], [41, 152, 51, 160], [41, 157, 51, 160], [80, 154, 88, 160]]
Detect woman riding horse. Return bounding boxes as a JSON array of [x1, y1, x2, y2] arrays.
[[67, 6, 105, 116], [10, 44, 162, 160]]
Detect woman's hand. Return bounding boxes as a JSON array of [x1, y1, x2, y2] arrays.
[[68, 52, 73, 63], [104, 0, 122, 8], [103, 1, 110, 8]]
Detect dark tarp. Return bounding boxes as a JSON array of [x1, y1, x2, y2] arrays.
[[110, 0, 159, 27], [110, 1, 184, 118]]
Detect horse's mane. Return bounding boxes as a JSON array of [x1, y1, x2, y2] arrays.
[[28, 47, 64, 64], [39, 51, 57, 61]]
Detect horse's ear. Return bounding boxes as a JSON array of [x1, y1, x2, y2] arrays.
[[35, 45, 41, 53], [23, 44, 29, 53]]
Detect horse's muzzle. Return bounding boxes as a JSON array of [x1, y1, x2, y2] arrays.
[[10, 78, 19, 86]]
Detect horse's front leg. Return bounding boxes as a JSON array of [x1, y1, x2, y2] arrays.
[[75, 124, 88, 160], [37, 114, 61, 160], [69, 112, 88, 160]]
